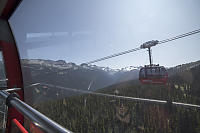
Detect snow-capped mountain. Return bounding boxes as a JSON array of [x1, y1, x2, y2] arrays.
[[21, 59, 140, 91], [22, 59, 140, 74], [121, 66, 142, 71], [20, 59, 200, 103]]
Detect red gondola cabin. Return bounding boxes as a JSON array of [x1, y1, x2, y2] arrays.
[[139, 65, 168, 84]]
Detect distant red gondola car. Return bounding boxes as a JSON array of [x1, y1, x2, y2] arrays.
[[139, 65, 168, 84]]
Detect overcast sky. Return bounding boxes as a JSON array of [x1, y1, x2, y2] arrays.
[[9, 0, 200, 69]]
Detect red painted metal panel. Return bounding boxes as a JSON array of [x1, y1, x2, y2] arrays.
[[139, 77, 168, 85], [0, 40, 24, 133]]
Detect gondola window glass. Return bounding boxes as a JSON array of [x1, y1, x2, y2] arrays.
[[140, 68, 145, 78], [0, 51, 7, 132], [0, 52, 7, 88], [9, 0, 200, 132]]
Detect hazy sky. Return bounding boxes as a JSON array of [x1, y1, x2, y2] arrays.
[[9, 0, 200, 69]]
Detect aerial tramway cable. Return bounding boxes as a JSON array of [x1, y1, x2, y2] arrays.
[[158, 28, 200, 44], [85, 47, 141, 64], [33, 83, 200, 109], [80, 29, 200, 108], [85, 28, 200, 64]]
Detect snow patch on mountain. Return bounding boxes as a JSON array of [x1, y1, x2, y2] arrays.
[[22, 59, 141, 74]]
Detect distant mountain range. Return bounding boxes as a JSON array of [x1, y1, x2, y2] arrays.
[[21, 59, 140, 91], [167, 60, 200, 76], [20, 59, 200, 103]]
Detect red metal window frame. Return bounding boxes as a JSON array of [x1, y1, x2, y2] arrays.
[[0, 41, 24, 133]]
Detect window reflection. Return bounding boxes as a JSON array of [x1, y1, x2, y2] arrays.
[[0, 52, 7, 88], [9, 0, 200, 133]]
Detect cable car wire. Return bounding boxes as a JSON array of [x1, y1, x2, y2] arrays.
[[158, 28, 200, 44], [85, 47, 141, 64], [85, 28, 200, 64], [35, 82, 200, 109]]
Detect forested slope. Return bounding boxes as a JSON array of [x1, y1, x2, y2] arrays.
[[35, 62, 200, 133]]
